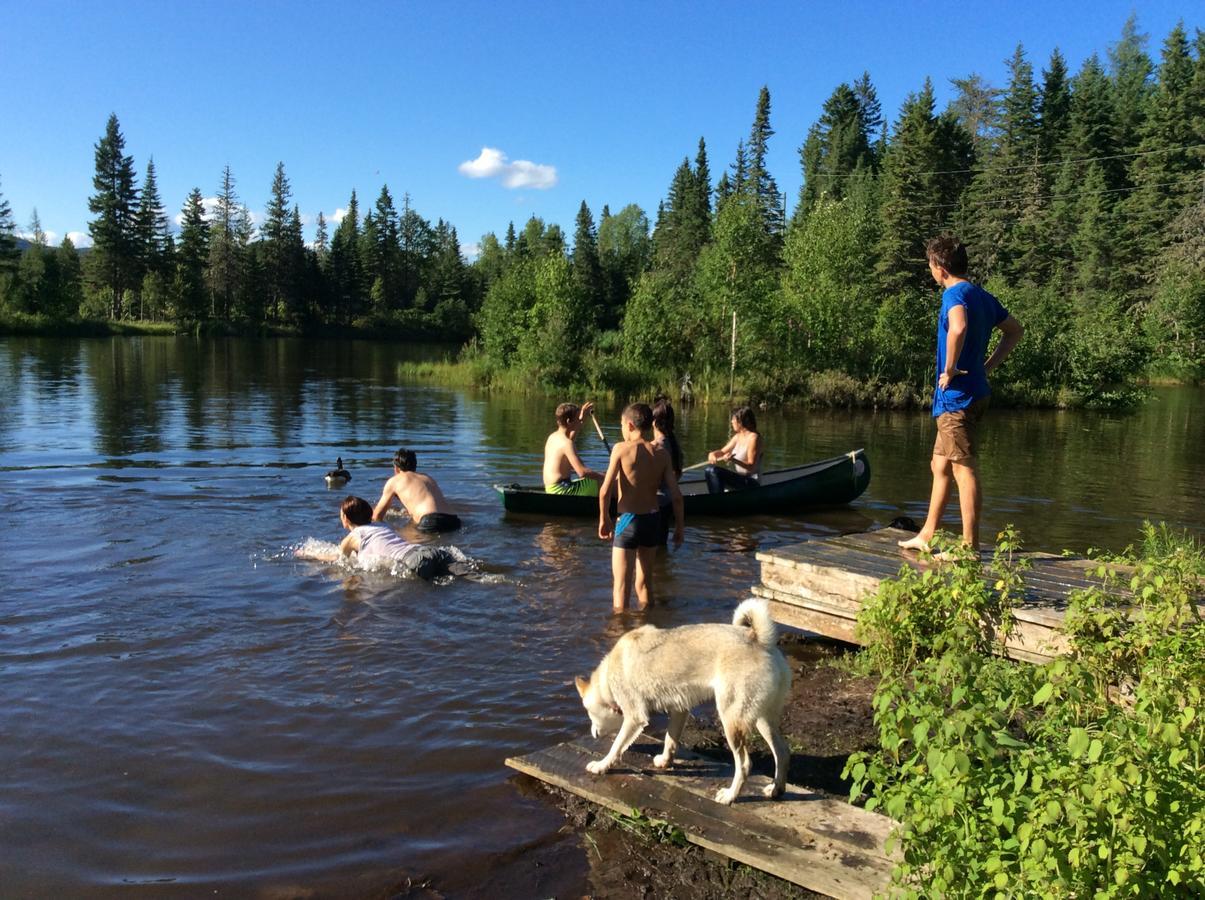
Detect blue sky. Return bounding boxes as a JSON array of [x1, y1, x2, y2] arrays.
[[0, 1, 1195, 257]]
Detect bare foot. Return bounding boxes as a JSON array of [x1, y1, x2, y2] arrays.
[[897, 535, 930, 552]]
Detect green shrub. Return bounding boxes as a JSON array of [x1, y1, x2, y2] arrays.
[[847, 525, 1205, 897]]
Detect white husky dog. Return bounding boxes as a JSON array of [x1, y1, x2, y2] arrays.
[[574, 598, 791, 805]]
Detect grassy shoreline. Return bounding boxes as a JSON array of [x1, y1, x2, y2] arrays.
[[3, 315, 1194, 409]]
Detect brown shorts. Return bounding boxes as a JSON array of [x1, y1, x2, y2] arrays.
[[934, 397, 990, 462]]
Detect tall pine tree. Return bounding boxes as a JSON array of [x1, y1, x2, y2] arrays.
[[174, 188, 209, 321], [87, 114, 140, 319]]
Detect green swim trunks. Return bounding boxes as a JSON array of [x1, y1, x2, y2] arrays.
[[545, 477, 600, 497]]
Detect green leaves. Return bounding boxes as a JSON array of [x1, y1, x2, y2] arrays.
[[853, 524, 1205, 896]]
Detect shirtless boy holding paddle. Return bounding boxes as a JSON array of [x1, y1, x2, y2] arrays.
[[543, 401, 604, 496], [598, 403, 684, 612]]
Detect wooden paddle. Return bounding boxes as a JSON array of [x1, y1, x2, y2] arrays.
[[682, 459, 711, 472], [589, 412, 611, 453]]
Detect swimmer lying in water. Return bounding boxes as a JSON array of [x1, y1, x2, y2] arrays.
[[299, 495, 468, 580]]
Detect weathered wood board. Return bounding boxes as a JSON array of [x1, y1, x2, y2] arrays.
[[506, 733, 897, 900], [753, 527, 1120, 663]]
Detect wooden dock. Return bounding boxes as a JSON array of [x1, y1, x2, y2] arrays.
[[754, 526, 1123, 663], [506, 733, 897, 900]]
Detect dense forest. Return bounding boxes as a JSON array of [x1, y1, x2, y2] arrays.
[[1, 16, 1202, 406]]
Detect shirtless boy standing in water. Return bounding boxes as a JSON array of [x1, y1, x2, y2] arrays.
[[373, 448, 461, 532], [598, 403, 684, 612], [543, 401, 604, 495]]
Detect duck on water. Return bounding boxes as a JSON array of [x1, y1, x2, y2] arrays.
[[325, 457, 351, 486]]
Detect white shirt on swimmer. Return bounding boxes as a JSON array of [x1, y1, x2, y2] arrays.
[[351, 524, 412, 561]]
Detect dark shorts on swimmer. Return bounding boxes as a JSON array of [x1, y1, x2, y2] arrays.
[[613, 511, 661, 549], [934, 396, 990, 462], [416, 512, 462, 533], [400, 546, 471, 580]]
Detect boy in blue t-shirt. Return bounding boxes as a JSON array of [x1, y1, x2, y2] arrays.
[[898, 235, 1024, 553]]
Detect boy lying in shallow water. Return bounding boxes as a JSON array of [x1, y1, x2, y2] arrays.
[[300, 495, 469, 580]]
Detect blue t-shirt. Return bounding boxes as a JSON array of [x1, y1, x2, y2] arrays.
[[933, 281, 1009, 416]]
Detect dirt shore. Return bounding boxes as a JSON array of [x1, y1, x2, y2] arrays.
[[407, 635, 878, 900]]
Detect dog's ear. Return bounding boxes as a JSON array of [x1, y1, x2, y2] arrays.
[[574, 675, 590, 698]]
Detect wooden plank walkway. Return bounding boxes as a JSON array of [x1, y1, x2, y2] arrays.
[[754, 527, 1122, 663], [507, 733, 897, 900]]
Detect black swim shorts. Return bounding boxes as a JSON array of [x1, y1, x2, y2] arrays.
[[417, 512, 462, 533], [613, 511, 661, 549]]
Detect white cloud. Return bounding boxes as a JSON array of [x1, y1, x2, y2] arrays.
[[460, 241, 480, 262], [17, 229, 58, 245], [331, 207, 348, 223], [67, 231, 92, 248], [458, 147, 557, 190]]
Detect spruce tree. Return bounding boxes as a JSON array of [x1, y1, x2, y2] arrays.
[[799, 82, 877, 214], [399, 194, 433, 307], [329, 190, 362, 323], [87, 113, 140, 319], [0, 177, 17, 305], [371, 185, 402, 309], [286, 205, 306, 322], [961, 44, 1039, 281], [571, 200, 604, 326], [1116, 23, 1199, 296], [1107, 13, 1154, 156], [17, 210, 49, 313], [1038, 49, 1072, 161], [132, 158, 171, 319], [314, 213, 329, 262], [56, 237, 84, 318], [262, 162, 293, 321], [209, 165, 242, 321], [233, 205, 260, 322], [875, 79, 973, 293], [744, 86, 785, 239], [175, 188, 209, 320]]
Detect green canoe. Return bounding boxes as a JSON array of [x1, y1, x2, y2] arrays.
[[494, 448, 870, 517]]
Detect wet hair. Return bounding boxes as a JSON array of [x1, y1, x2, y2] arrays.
[[393, 448, 417, 472], [732, 406, 758, 433], [925, 234, 969, 277], [622, 403, 653, 432], [555, 402, 580, 427], [341, 495, 373, 526], [651, 396, 683, 476]]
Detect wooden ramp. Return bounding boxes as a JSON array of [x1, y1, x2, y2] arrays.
[[507, 734, 897, 900], [754, 527, 1124, 663]]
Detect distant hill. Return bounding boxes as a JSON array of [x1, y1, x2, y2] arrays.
[[12, 237, 89, 254]]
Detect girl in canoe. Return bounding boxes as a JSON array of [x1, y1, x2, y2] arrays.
[[705, 406, 762, 494]]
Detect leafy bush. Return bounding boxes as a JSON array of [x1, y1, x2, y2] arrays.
[[847, 525, 1205, 897]]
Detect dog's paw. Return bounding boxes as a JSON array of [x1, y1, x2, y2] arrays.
[[713, 787, 736, 805], [652, 752, 673, 769], [586, 759, 610, 775], [763, 782, 784, 799]]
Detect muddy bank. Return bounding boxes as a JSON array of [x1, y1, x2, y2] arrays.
[[411, 635, 877, 900]]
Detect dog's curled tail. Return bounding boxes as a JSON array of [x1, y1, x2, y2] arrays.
[[732, 598, 777, 648]]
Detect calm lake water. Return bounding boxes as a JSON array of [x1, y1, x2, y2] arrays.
[[1, 336, 1202, 896]]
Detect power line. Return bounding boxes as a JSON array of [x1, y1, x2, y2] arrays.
[[811, 142, 1205, 179]]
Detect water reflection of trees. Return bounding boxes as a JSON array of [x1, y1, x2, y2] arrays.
[[72, 336, 473, 463]]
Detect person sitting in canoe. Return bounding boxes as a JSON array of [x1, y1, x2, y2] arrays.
[[543, 401, 604, 496], [373, 448, 461, 532], [704, 406, 763, 494]]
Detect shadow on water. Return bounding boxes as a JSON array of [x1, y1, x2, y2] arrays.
[[0, 334, 1202, 895]]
